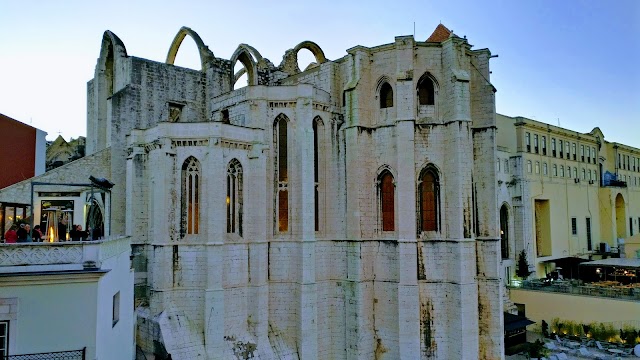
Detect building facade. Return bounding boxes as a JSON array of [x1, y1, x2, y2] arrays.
[[0, 113, 46, 190], [496, 114, 640, 282], [0, 25, 504, 359], [0, 236, 134, 359]]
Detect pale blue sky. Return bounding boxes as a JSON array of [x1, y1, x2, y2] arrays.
[[1, 0, 638, 147]]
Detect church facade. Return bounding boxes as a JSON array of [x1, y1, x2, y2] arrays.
[[39, 24, 504, 359]]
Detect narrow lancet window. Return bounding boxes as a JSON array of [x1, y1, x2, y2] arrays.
[[419, 167, 440, 232], [227, 159, 243, 236], [181, 156, 200, 237], [275, 114, 289, 232], [313, 117, 324, 232], [380, 83, 393, 108], [418, 76, 435, 105], [379, 170, 395, 231]]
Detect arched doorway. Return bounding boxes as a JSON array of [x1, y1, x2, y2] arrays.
[[86, 198, 104, 240], [500, 204, 510, 259], [615, 193, 626, 239]]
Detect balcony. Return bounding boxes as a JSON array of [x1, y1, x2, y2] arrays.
[[511, 279, 640, 301], [0, 236, 130, 274]]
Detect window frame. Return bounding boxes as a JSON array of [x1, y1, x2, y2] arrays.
[[418, 166, 440, 233], [0, 320, 8, 358], [571, 217, 577, 236], [226, 159, 243, 237], [274, 114, 290, 234], [181, 156, 201, 237], [112, 291, 120, 327], [379, 82, 394, 109], [378, 170, 396, 232]]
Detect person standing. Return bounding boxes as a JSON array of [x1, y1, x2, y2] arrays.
[[32, 225, 43, 242], [24, 224, 32, 243], [16, 224, 28, 243], [4, 225, 17, 243]]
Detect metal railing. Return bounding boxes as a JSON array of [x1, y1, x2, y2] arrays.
[[512, 280, 640, 301], [3, 348, 85, 360]]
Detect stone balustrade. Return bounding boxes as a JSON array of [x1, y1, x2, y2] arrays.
[[0, 236, 130, 273]]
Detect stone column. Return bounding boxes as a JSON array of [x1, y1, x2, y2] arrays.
[[147, 139, 177, 315], [394, 36, 421, 360], [296, 84, 318, 358], [205, 133, 226, 358]]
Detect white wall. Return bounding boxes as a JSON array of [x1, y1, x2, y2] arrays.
[[95, 239, 135, 360], [0, 277, 99, 358], [34, 129, 47, 176]]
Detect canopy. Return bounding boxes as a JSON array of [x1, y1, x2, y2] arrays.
[[504, 313, 535, 332]]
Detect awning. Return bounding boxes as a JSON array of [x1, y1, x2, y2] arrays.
[[504, 312, 535, 332], [579, 258, 640, 269]]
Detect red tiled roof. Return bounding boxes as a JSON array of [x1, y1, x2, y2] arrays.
[[426, 24, 452, 42]]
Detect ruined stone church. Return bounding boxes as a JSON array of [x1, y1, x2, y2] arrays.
[[90, 24, 502, 359]]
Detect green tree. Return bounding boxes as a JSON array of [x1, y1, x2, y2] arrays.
[[516, 250, 533, 279]]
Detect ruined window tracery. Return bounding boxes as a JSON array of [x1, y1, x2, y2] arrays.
[[274, 114, 289, 233], [227, 159, 243, 236], [379, 82, 393, 109], [418, 167, 440, 232], [378, 170, 395, 231], [181, 156, 200, 237]]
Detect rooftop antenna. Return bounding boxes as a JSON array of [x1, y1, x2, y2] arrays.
[[557, 118, 561, 127]]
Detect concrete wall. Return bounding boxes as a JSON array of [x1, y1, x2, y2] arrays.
[[510, 288, 640, 324]]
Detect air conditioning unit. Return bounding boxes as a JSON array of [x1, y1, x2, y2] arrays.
[[588, 180, 595, 185], [574, 178, 580, 183]]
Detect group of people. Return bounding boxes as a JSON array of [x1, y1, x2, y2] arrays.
[[2, 223, 43, 243], [2, 223, 98, 243]]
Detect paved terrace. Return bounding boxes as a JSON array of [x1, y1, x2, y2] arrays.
[[0, 236, 130, 273]]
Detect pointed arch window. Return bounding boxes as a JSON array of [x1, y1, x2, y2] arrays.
[[418, 167, 440, 232], [379, 82, 393, 109], [379, 170, 395, 231], [227, 159, 243, 236], [313, 117, 325, 232], [418, 76, 436, 105], [274, 114, 289, 233], [181, 157, 200, 237], [500, 205, 509, 259]]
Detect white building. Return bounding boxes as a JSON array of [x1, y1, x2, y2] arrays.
[[0, 236, 134, 359], [0, 24, 504, 359]]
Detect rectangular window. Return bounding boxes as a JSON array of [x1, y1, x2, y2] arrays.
[[566, 141, 570, 159], [496, 159, 501, 172], [559, 140, 563, 158], [525, 132, 531, 152], [619, 153, 622, 169], [112, 292, 120, 327], [0, 321, 7, 357], [560, 165, 564, 177], [542, 136, 547, 155], [535, 161, 540, 174], [573, 167, 577, 179], [571, 217, 577, 235], [587, 146, 591, 161], [582, 168, 586, 180], [543, 162, 548, 175], [572, 143, 576, 160], [504, 159, 509, 173], [581, 145, 585, 162], [527, 160, 532, 173], [592, 147, 596, 164], [534, 134, 539, 153], [586, 218, 592, 251], [553, 164, 557, 176], [631, 218, 635, 237]]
